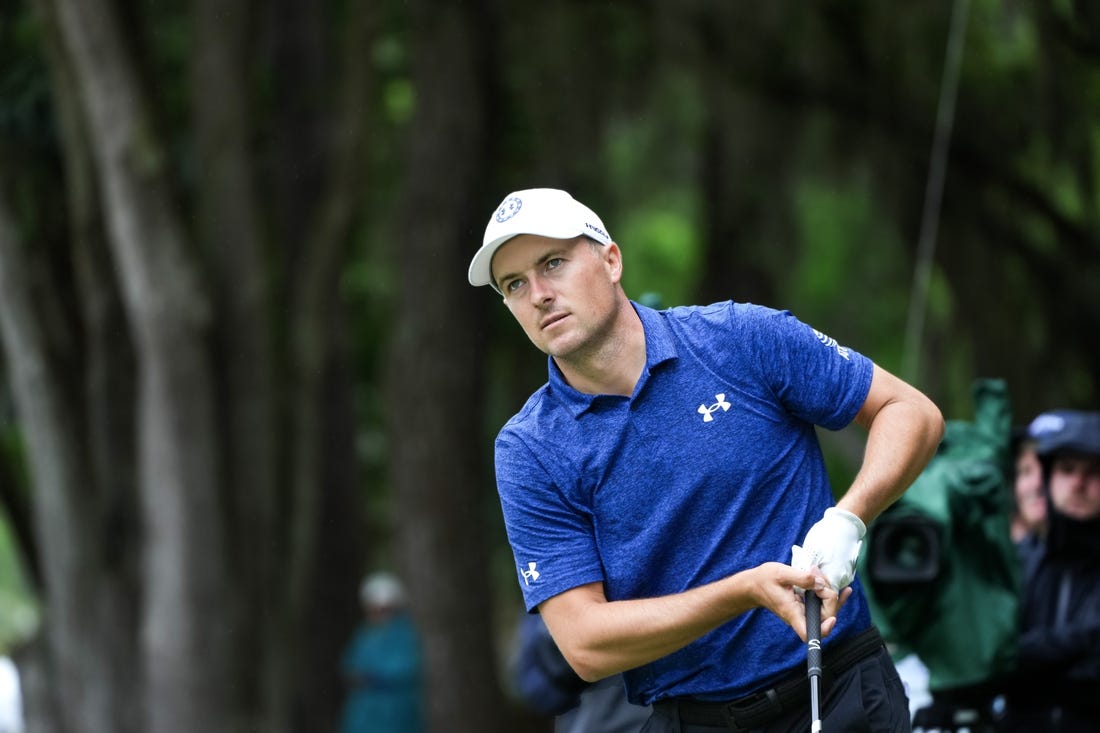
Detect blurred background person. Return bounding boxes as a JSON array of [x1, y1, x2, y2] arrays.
[[510, 612, 649, 733], [999, 410, 1100, 732], [1009, 419, 1047, 555], [337, 572, 423, 733]]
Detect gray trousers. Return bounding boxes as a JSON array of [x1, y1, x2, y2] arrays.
[[557, 676, 651, 733]]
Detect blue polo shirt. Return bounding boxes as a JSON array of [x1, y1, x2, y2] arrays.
[[494, 301, 874, 705]]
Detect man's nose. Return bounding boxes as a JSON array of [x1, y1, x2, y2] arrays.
[[1066, 466, 1090, 488], [527, 274, 554, 305], [1075, 464, 1100, 485]]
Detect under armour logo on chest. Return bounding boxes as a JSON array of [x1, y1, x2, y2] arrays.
[[698, 393, 731, 422]]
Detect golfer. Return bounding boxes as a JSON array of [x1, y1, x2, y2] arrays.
[[470, 188, 944, 732]]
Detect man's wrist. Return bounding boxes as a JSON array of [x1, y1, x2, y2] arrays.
[[825, 507, 866, 539]]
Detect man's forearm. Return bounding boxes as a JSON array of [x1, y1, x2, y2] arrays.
[[539, 563, 828, 682]]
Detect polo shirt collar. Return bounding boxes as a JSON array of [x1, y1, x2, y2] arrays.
[[547, 301, 680, 417]]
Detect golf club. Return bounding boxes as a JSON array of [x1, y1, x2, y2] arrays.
[[805, 591, 823, 733]]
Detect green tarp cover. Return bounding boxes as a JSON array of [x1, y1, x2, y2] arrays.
[[859, 379, 1020, 691]]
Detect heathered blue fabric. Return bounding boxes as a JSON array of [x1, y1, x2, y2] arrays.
[[494, 301, 874, 705]]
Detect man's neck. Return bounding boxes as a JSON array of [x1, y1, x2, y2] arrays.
[[553, 300, 646, 397]]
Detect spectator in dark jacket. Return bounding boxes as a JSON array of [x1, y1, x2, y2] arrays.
[[999, 410, 1100, 732], [511, 613, 650, 733]]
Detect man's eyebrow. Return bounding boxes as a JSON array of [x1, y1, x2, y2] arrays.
[[496, 245, 572, 288]]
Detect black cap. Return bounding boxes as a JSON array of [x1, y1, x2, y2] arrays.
[[1030, 410, 1100, 458]]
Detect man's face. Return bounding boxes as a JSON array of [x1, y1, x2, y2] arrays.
[[1048, 451, 1100, 521], [491, 234, 622, 359]]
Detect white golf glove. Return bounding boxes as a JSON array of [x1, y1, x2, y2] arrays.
[[791, 507, 866, 591]]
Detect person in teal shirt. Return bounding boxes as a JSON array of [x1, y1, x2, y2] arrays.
[[338, 572, 424, 733]]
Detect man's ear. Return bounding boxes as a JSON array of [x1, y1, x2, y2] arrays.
[[604, 242, 623, 283]]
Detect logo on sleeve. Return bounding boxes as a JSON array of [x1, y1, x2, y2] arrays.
[[521, 562, 541, 586], [812, 329, 850, 360]]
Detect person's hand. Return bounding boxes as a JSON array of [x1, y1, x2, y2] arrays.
[[747, 563, 849, 642], [791, 507, 866, 591]]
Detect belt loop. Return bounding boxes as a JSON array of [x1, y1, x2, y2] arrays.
[[721, 688, 788, 732], [719, 702, 749, 733], [722, 686, 785, 731]]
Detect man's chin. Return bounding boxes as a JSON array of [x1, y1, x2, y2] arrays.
[[546, 340, 582, 361]]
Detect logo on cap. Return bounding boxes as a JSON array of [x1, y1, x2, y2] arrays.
[[496, 196, 523, 223], [585, 222, 608, 239]]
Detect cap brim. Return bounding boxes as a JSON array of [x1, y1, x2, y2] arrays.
[[469, 226, 600, 289], [467, 234, 519, 289]]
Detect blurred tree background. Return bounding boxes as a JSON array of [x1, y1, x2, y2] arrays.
[[0, 0, 1097, 731]]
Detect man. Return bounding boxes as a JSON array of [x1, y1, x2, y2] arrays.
[[469, 188, 944, 732], [1000, 410, 1100, 732]]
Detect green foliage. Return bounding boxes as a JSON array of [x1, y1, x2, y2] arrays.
[[787, 175, 912, 372], [343, 226, 397, 562], [0, 397, 34, 653], [0, 516, 36, 653], [382, 78, 414, 125], [0, 6, 58, 247], [618, 193, 701, 308], [598, 66, 707, 307], [970, 0, 1036, 70], [373, 32, 415, 126]]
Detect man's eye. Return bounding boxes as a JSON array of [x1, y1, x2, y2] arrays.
[[505, 279, 523, 294], [546, 258, 563, 271], [1054, 458, 1078, 475]]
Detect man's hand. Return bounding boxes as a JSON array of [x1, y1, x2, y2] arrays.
[[748, 563, 849, 642], [791, 507, 866, 591]]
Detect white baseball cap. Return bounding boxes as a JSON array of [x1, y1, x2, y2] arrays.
[[359, 572, 407, 609], [468, 188, 613, 289]]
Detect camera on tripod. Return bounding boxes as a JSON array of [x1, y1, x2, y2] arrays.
[[866, 514, 941, 585]]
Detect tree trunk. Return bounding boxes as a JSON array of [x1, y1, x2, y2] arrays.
[[5, 3, 145, 731], [45, 1, 237, 730], [386, 2, 508, 731], [0, 191, 99, 733], [4, 0, 375, 729], [190, 0, 282, 727]]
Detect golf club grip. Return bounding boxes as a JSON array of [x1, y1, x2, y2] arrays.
[[805, 592, 822, 677]]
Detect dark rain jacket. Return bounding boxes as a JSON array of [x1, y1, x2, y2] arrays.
[[1000, 497, 1100, 732]]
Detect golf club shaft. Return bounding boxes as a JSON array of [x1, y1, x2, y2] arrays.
[[805, 591, 823, 732]]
